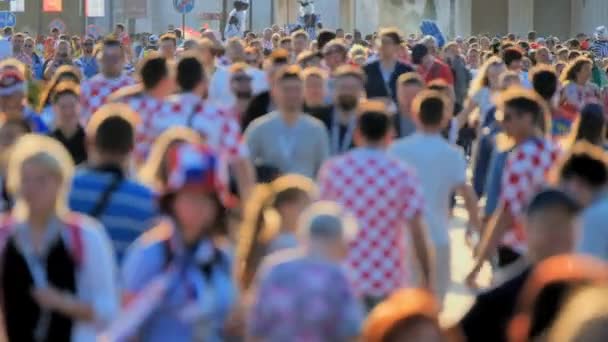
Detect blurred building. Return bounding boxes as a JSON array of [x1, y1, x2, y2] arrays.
[[0, 0, 607, 40]]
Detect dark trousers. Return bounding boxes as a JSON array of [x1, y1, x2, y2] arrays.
[[498, 246, 522, 268]]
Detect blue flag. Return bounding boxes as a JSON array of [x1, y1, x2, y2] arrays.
[[420, 20, 446, 48]]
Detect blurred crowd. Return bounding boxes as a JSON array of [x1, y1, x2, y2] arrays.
[[0, 15, 607, 342]]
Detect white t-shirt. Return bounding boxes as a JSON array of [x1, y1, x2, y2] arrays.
[[389, 133, 467, 245]]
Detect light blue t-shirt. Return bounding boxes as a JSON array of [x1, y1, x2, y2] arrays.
[[578, 193, 608, 261], [389, 133, 467, 245]]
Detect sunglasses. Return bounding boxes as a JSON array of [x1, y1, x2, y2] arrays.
[[233, 75, 252, 82], [24, 44, 33, 48]]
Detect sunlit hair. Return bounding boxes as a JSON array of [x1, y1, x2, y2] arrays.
[[38, 65, 82, 111], [138, 126, 203, 190], [469, 56, 505, 95], [363, 288, 441, 342], [499, 70, 522, 89], [494, 87, 552, 151], [85, 103, 139, 138], [302, 66, 327, 80], [348, 44, 367, 60], [7, 134, 74, 220], [508, 255, 608, 342], [0, 58, 27, 79], [560, 57, 593, 84], [235, 174, 317, 291]]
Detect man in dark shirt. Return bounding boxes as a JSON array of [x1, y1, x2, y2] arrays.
[[313, 65, 365, 155], [363, 28, 414, 105], [48, 81, 87, 164], [459, 189, 581, 342]]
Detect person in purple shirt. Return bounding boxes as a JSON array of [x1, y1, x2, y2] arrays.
[[248, 201, 364, 342]]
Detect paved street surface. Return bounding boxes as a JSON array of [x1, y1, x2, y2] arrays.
[[440, 204, 492, 327]]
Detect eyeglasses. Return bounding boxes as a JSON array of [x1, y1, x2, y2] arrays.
[[24, 44, 33, 48], [232, 75, 252, 82]]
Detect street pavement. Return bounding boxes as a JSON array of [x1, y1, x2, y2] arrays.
[[440, 204, 492, 327]]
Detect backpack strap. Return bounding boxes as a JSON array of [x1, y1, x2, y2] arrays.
[[88, 165, 125, 219]]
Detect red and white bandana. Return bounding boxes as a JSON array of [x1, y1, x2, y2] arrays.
[[80, 74, 135, 123], [152, 93, 248, 161], [318, 148, 424, 297], [500, 137, 561, 252]]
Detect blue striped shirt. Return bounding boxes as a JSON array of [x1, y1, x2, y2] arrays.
[[69, 168, 158, 263]]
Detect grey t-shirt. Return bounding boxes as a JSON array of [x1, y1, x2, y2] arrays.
[[245, 111, 330, 178]]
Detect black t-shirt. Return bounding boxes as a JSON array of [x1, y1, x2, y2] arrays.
[[460, 266, 532, 342], [50, 126, 87, 165], [2, 236, 77, 341]]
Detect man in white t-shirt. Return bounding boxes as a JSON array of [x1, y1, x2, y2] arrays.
[[389, 90, 481, 304]]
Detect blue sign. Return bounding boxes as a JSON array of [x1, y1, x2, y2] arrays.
[[173, 0, 195, 14], [0, 12, 16, 29]]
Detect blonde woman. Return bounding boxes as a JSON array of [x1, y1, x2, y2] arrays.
[[348, 44, 368, 66], [457, 56, 506, 129], [0, 134, 117, 341], [560, 57, 599, 113], [235, 174, 317, 292]]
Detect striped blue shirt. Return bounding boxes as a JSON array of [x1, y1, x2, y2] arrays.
[[69, 168, 158, 263]]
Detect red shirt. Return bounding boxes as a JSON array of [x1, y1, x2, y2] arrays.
[[500, 138, 561, 252], [318, 148, 424, 297], [418, 59, 454, 85], [80, 74, 135, 122]]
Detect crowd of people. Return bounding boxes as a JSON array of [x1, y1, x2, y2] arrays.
[[0, 15, 608, 342]]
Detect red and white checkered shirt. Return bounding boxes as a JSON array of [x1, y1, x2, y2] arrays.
[[152, 93, 248, 161], [318, 148, 424, 297], [80, 74, 135, 122], [500, 137, 561, 252], [118, 94, 167, 163]]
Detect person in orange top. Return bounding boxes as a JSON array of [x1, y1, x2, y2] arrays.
[[363, 289, 447, 342]]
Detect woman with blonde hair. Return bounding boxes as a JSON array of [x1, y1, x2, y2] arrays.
[[348, 44, 368, 66], [235, 174, 317, 292], [457, 56, 506, 129], [0, 134, 117, 341], [560, 57, 599, 113]]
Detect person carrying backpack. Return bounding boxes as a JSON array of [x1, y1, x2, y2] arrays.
[[0, 134, 118, 342]]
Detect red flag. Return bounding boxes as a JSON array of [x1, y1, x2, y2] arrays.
[[43, 0, 62, 12]]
